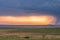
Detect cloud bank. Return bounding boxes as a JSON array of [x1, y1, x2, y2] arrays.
[[0, 0, 60, 25]]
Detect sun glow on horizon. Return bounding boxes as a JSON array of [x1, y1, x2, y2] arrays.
[[0, 15, 57, 25]]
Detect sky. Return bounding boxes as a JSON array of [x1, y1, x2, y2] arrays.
[[0, 0, 60, 25]]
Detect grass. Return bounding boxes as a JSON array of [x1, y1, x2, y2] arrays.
[[1, 28, 60, 34], [0, 36, 60, 40], [0, 28, 60, 40]]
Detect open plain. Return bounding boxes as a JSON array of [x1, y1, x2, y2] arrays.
[[0, 25, 60, 40]]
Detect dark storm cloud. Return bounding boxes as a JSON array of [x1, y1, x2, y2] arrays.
[[0, 0, 60, 16]]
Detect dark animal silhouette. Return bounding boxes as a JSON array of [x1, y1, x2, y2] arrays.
[[24, 36, 30, 39]]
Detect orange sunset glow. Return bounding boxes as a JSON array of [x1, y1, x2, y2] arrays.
[[0, 15, 57, 25]]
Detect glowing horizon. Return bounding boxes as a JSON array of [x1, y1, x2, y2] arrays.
[[0, 15, 57, 25]]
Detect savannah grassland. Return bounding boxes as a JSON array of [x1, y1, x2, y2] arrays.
[[0, 25, 60, 40]]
